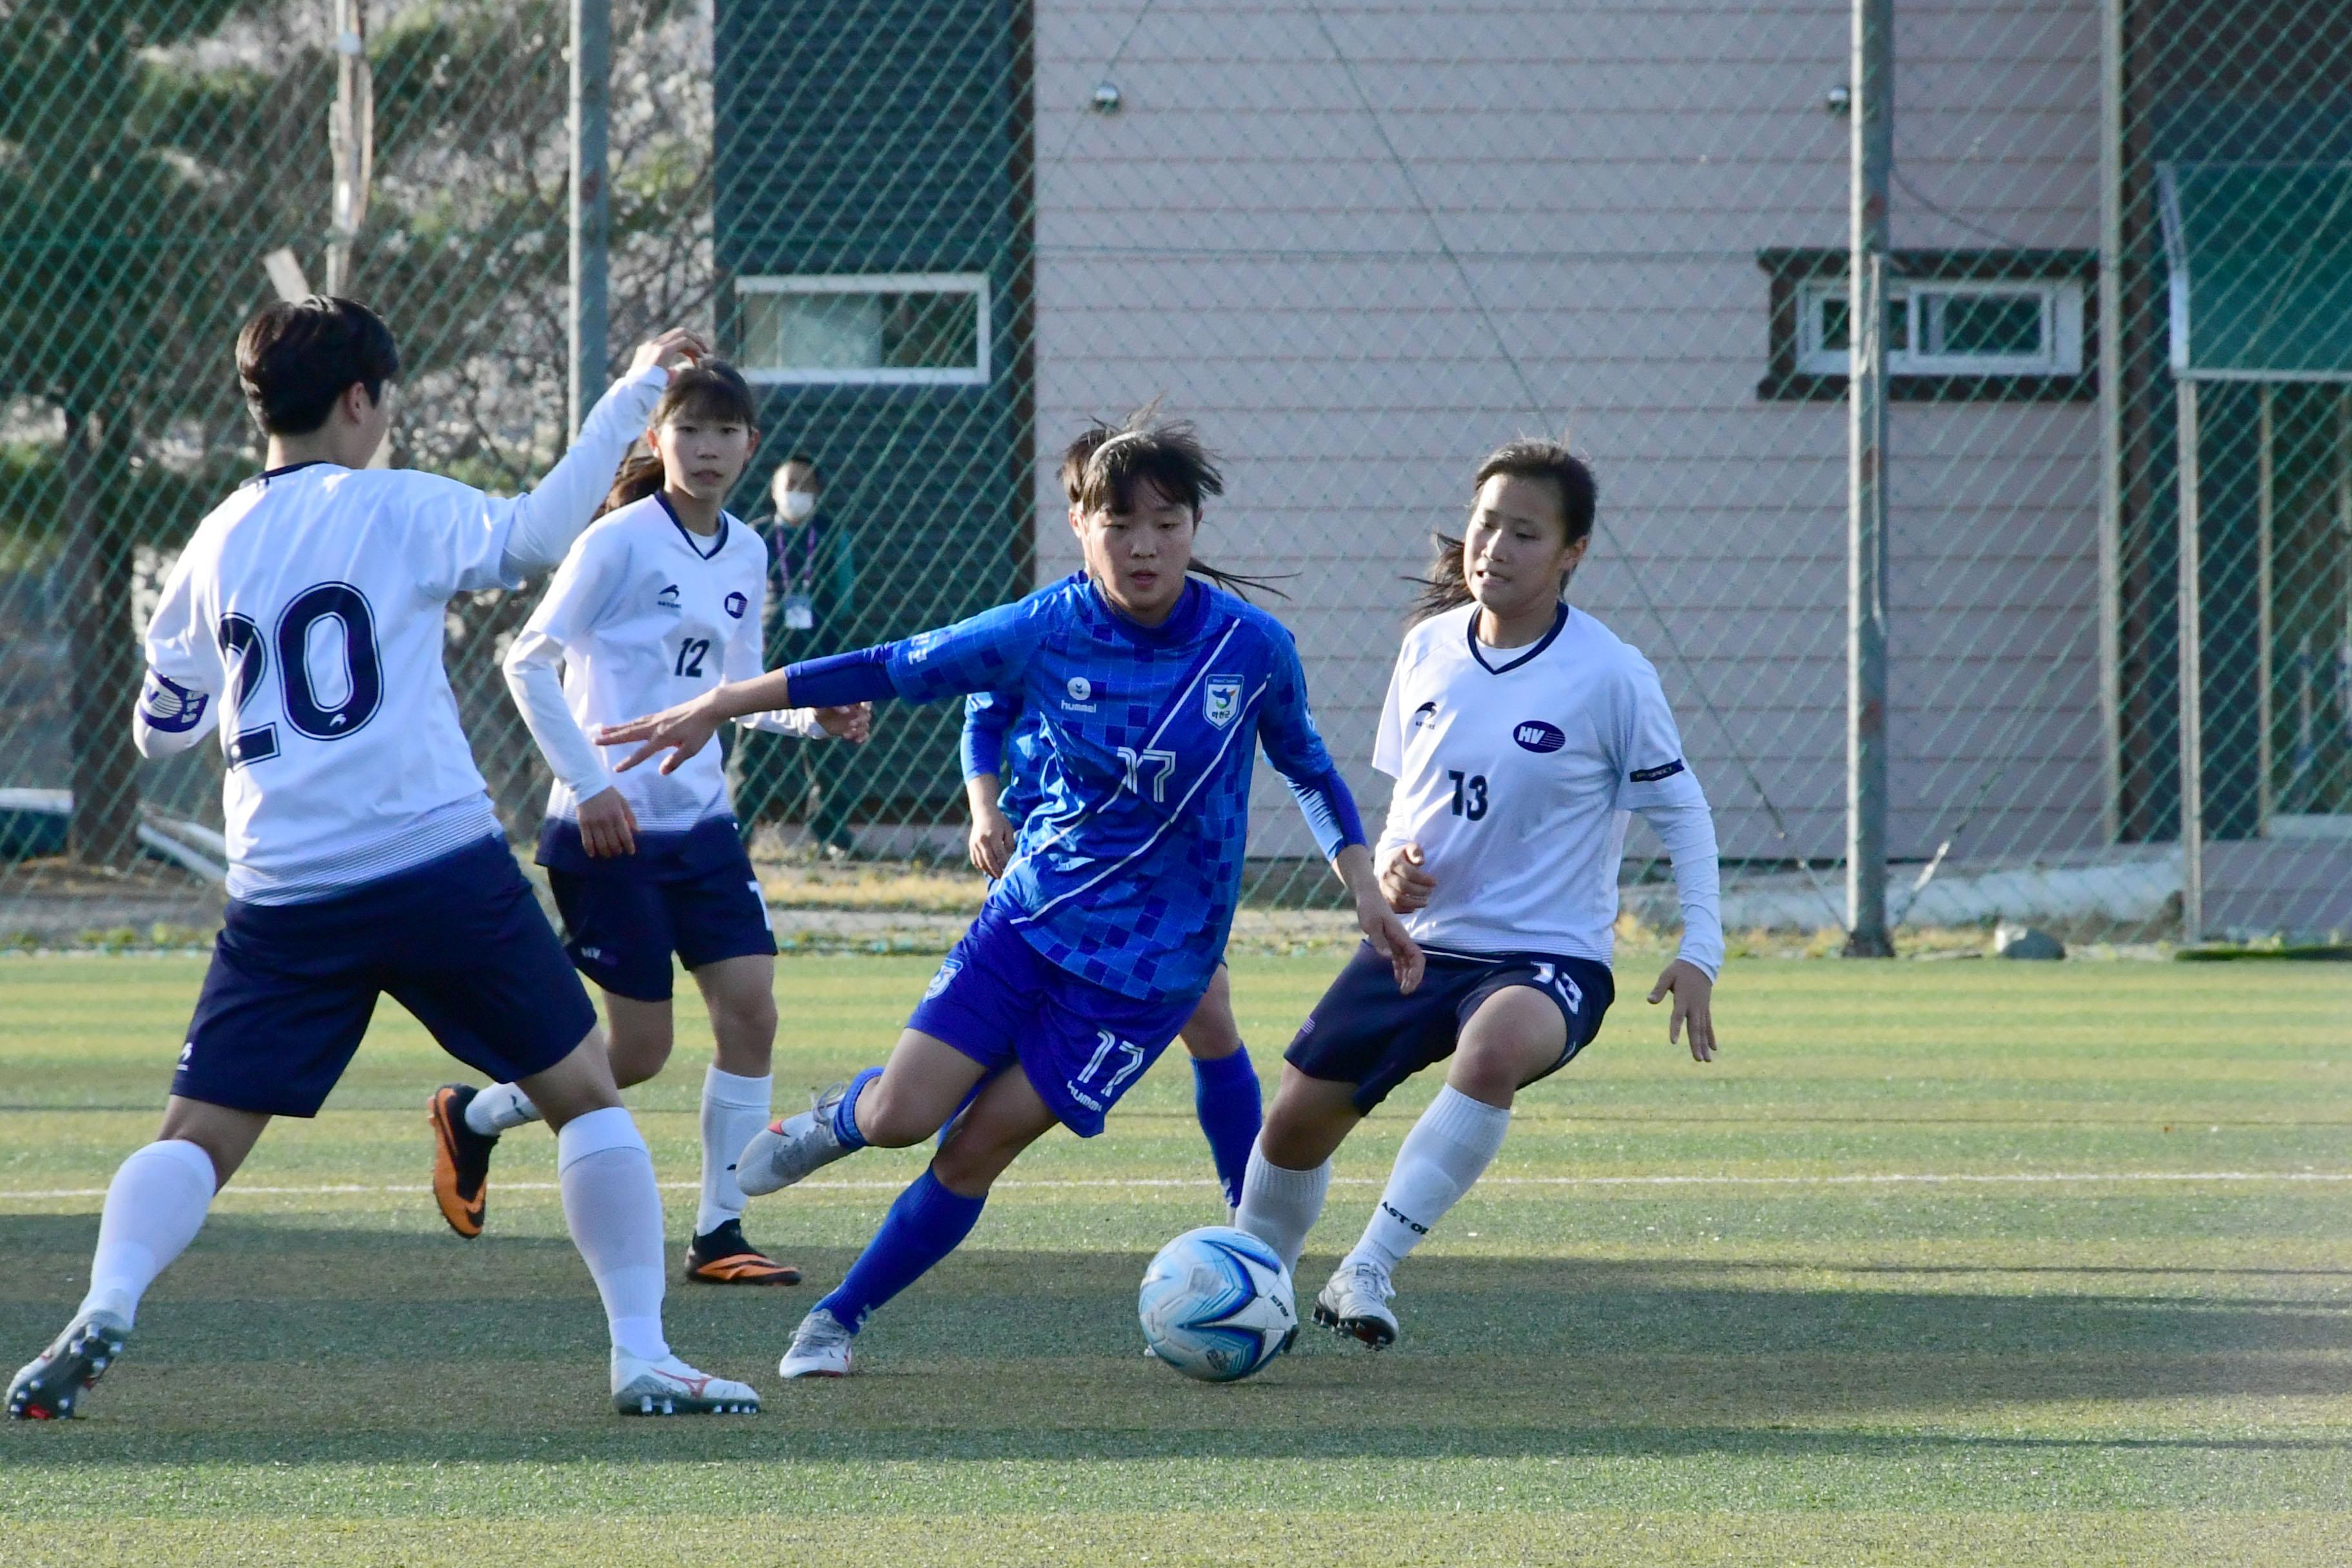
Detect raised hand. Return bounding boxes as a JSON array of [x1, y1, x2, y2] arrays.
[[627, 328, 709, 380]]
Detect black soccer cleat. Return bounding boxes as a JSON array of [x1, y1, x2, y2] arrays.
[[683, 1218, 801, 1286], [429, 1084, 498, 1239], [7, 1311, 132, 1420]]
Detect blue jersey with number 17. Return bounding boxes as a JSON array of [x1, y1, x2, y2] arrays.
[[799, 574, 1362, 1003]]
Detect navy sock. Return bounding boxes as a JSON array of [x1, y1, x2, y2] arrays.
[[830, 1066, 884, 1150], [818, 1169, 986, 1331], [1191, 1044, 1262, 1210]]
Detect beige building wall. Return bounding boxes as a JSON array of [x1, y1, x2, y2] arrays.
[[1028, 0, 2104, 866]]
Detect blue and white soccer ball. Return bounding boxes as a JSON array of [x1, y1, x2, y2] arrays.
[[1139, 1225, 1297, 1382]]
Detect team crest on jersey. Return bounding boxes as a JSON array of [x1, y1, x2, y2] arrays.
[[1203, 675, 1242, 729], [723, 591, 747, 619], [924, 959, 963, 999], [657, 583, 681, 609], [1514, 720, 1566, 753]]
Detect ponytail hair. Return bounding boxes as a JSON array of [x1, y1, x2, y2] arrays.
[[1411, 437, 1597, 623], [594, 358, 761, 518], [1059, 404, 1290, 600]]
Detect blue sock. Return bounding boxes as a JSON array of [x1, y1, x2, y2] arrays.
[[1191, 1045, 1262, 1210], [830, 1066, 884, 1150], [817, 1169, 986, 1331]]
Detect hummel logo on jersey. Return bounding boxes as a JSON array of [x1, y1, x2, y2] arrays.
[[1203, 675, 1242, 729], [656, 583, 681, 609], [723, 591, 748, 619], [1629, 758, 1687, 783], [1514, 720, 1567, 753], [1067, 676, 1092, 701], [1411, 700, 1439, 730]]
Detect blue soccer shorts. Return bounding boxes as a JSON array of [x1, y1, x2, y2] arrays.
[[174, 836, 598, 1118], [1285, 942, 1616, 1113], [905, 901, 1200, 1137]]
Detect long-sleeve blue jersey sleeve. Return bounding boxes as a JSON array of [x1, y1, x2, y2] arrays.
[[1255, 624, 1366, 859], [962, 689, 1019, 782], [785, 594, 1050, 712]]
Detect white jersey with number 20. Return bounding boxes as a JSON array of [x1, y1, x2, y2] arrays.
[[1373, 602, 1723, 976], [135, 368, 668, 905]]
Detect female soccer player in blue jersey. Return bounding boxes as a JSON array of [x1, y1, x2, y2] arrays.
[[1235, 439, 1722, 1352], [426, 362, 867, 1287], [600, 411, 1421, 1377], [963, 686, 1257, 1210], [954, 424, 1264, 1215]]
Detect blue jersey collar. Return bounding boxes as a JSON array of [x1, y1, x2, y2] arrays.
[[1088, 575, 1208, 647]]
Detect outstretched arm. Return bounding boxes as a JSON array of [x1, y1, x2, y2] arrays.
[[496, 330, 705, 580], [598, 596, 1048, 774]]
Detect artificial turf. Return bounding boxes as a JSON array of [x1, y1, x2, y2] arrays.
[[1, 952, 2346, 1565]]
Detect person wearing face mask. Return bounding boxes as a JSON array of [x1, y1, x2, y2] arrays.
[[738, 454, 862, 856]]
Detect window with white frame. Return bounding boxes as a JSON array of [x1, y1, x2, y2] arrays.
[[1796, 277, 2084, 378], [736, 273, 989, 386]]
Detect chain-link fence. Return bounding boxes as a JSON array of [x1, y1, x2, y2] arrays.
[[3, 0, 2347, 952]]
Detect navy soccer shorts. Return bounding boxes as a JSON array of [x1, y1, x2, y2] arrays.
[[547, 853, 776, 1003], [905, 901, 1199, 1137], [1286, 941, 1616, 1113], [174, 836, 598, 1118]]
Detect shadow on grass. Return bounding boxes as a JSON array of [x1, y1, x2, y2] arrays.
[[3, 1213, 2347, 1469]]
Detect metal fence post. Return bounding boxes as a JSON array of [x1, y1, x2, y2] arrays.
[[569, 0, 610, 438], [2176, 377, 2204, 944], [1845, 0, 1894, 957]]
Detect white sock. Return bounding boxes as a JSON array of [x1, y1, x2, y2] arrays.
[[466, 1081, 543, 1137], [1234, 1138, 1331, 1278], [77, 1139, 217, 1328], [695, 1066, 772, 1237], [556, 1106, 669, 1362], [1346, 1086, 1511, 1277]]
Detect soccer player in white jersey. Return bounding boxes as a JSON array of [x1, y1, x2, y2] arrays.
[[1235, 437, 1723, 1350], [5, 297, 759, 1420], [427, 361, 867, 1287]]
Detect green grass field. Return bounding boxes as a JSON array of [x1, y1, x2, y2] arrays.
[[2, 953, 2347, 1565]]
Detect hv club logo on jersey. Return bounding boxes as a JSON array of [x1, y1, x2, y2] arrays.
[[723, 591, 748, 619], [1513, 720, 1567, 753], [1202, 675, 1242, 729], [924, 959, 963, 1000]]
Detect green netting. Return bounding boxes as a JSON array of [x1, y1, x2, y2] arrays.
[[1, 0, 2348, 949], [2162, 162, 2352, 380]]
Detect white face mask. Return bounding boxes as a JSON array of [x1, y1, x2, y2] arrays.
[[779, 489, 818, 523]]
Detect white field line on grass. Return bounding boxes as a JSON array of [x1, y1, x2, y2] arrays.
[[2, 1170, 2349, 1202]]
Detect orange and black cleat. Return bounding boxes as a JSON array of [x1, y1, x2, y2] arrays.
[[428, 1084, 498, 1239], [684, 1219, 801, 1286]]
